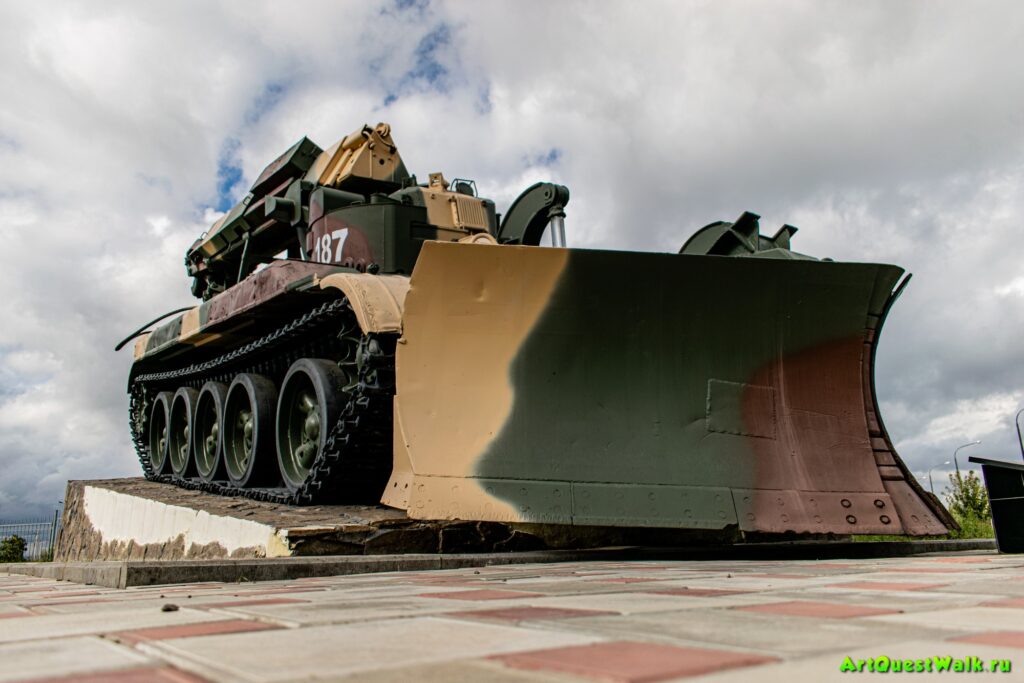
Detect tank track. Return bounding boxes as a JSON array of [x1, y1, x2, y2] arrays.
[[128, 298, 397, 505]]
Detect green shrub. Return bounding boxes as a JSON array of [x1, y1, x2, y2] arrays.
[[0, 535, 27, 563], [944, 471, 995, 539]]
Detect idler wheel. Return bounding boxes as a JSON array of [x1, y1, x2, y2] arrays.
[[193, 381, 228, 482], [223, 373, 279, 488], [148, 392, 173, 475], [169, 387, 200, 478], [276, 359, 348, 493]]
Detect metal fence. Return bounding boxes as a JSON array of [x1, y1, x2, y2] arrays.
[[0, 512, 61, 561]]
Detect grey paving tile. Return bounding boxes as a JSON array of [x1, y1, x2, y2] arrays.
[[305, 658, 581, 683], [0, 605, 227, 644], [0, 635, 152, 682], [864, 606, 1024, 632], [210, 597, 463, 627]]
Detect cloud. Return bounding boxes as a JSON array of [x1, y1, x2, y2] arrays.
[[1, 0, 1023, 518]]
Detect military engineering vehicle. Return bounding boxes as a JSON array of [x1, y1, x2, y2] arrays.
[[121, 122, 954, 537]]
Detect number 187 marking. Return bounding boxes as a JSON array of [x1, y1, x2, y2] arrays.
[[313, 228, 349, 263]]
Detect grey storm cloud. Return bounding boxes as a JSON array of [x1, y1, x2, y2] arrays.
[[0, 0, 1022, 517]]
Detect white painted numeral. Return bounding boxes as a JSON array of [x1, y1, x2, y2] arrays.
[[312, 229, 350, 263], [332, 229, 348, 261], [321, 234, 332, 262]]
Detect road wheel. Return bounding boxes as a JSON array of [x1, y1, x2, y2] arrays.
[[169, 387, 200, 477], [193, 382, 228, 482], [276, 359, 348, 493], [223, 373, 279, 488], [148, 392, 173, 475]]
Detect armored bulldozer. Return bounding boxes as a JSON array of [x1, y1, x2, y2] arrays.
[[120, 122, 953, 537]]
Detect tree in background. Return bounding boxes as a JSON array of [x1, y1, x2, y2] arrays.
[[0, 535, 26, 562], [944, 470, 994, 539]]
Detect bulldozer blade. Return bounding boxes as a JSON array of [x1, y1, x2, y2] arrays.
[[384, 241, 952, 536]]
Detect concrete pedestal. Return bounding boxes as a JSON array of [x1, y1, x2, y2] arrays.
[[56, 479, 735, 561]]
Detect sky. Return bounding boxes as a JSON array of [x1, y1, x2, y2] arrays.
[[0, 0, 1022, 519]]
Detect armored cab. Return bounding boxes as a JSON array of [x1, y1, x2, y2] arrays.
[[122, 122, 953, 538]]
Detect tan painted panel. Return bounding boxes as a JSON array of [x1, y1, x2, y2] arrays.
[[133, 334, 151, 361], [387, 241, 568, 517], [382, 396, 415, 509], [179, 307, 201, 338], [417, 187, 491, 232], [422, 188, 457, 229], [402, 475, 572, 524], [311, 123, 404, 188], [319, 273, 410, 334]]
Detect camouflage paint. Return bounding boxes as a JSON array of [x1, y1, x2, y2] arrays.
[[388, 241, 949, 535], [126, 121, 952, 536], [133, 261, 348, 365], [132, 260, 410, 368]]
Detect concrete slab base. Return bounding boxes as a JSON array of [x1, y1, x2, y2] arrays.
[[51, 479, 780, 562], [3, 540, 997, 588], [33, 478, 994, 590]]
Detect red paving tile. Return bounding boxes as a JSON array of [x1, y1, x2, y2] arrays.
[[587, 577, 671, 584], [16, 666, 208, 682], [32, 598, 116, 608], [108, 619, 281, 645], [591, 565, 669, 571], [225, 587, 325, 596], [407, 577, 488, 586], [197, 598, 309, 609], [611, 566, 671, 571], [449, 606, 619, 622], [930, 557, 992, 564], [880, 568, 966, 574], [492, 640, 777, 682], [981, 598, 1024, 609], [741, 573, 811, 580], [418, 589, 545, 601], [951, 631, 1024, 649], [828, 581, 947, 591], [19, 590, 103, 599], [648, 588, 753, 597], [734, 600, 902, 619]]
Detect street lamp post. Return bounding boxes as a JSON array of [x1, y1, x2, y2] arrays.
[[1016, 408, 1024, 463], [928, 461, 950, 495], [953, 440, 981, 478]]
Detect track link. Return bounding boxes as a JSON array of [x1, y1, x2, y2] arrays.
[[128, 298, 396, 505]]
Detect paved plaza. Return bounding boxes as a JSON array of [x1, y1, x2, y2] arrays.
[[2, 551, 1022, 682]]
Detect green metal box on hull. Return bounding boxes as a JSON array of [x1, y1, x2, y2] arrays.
[[123, 122, 954, 539]]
